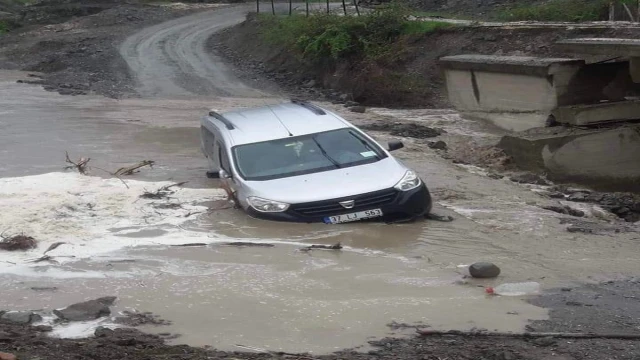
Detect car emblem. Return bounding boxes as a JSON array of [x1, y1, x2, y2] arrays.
[[339, 200, 355, 209]]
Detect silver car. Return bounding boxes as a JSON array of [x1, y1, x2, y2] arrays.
[[200, 100, 432, 224]]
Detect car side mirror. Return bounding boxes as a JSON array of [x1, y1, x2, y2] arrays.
[[219, 169, 231, 179], [387, 140, 404, 152]]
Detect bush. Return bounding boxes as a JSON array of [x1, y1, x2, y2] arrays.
[[496, 0, 609, 22], [257, 6, 451, 64], [0, 21, 7, 34]]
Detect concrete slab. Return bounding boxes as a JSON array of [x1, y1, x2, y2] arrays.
[[556, 38, 640, 57], [439, 55, 584, 76], [552, 100, 640, 125], [499, 125, 640, 192]]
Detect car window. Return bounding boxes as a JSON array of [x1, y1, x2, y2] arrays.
[[232, 128, 387, 181]]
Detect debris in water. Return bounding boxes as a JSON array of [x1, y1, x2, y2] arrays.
[[114, 160, 155, 176], [510, 173, 550, 186], [30, 287, 58, 292], [64, 151, 91, 175], [300, 242, 342, 251], [171, 243, 207, 247], [140, 181, 188, 199], [44, 241, 66, 254], [360, 122, 445, 139], [541, 204, 585, 217], [425, 213, 454, 222], [221, 242, 275, 247], [0, 234, 37, 251], [428, 140, 448, 150]]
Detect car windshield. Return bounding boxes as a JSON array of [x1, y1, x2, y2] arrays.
[[232, 128, 387, 181]]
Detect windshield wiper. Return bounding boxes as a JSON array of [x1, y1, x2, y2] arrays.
[[349, 131, 380, 159], [311, 136, 341, 168]]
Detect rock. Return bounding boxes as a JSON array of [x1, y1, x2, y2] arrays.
[[95, 326, 115, 337], [349, 106, 366, 113], [509, 173, 549, 186], [344, 100, 359, 107], [303, 79, 316, 87], [468, 262, 501, 278], [567, 192, 589, 202], [488, 173, 504, 180], [53, 297, 116, 321], [32, 325, 53, 332], [428, 140, 447, 150], [0, 311, 42, 325], [0, 352, 16, 360], [541, 205, 585, 217], [533, 336, 557, 347], [339, 93, 349, 101]]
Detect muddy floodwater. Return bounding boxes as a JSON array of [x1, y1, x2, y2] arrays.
[[2, 71, 640, 353]]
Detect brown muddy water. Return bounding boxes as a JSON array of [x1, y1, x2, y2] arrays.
[[1, 71, 639, 354]]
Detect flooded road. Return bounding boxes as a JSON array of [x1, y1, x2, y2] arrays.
[[2, 27, 640, 353]]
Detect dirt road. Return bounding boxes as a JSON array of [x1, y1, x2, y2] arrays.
[[1, 4, 640, 359]]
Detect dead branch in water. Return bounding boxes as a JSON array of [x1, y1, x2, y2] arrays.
[[416, 329, 640, 340], [140, 182, 188, 199], [64, 151, 91, 175], [114, 160, 155, 176], [43, 242, 66, 254], [299, 242, 342, 252]]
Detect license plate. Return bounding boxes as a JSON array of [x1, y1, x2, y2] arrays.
[[323, 209, 383, 224]]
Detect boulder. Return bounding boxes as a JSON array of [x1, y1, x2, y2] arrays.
[[0, 311, 42, 324], [469, 262, 501, 278], [53, 297, 116, 321], [509, 173, 549, 186], [349, 106, 366, 113], [428, 140, 447, 150]]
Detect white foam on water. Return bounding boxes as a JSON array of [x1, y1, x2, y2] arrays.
[[0, 172, 226, 274], [49, 318, 121, 339]]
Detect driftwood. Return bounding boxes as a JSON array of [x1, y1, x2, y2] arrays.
[[43, 242, 66, 254], [140, 182, 188, 199], [416, 329, 640, 340], [114, 160, 155, 176], [221, 242, 275, 247], [64, 152, 91, 175], [300, 242, 342, 251]]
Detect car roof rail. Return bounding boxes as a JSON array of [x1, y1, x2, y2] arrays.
[[208, 110, 235, 130], [290, 99, 326, 116]]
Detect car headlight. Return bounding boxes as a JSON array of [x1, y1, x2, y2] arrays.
[[247, 196, 290, 213], [394, 170, 422, 191]]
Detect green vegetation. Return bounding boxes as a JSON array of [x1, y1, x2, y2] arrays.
[[0, 21, 8, 35], [257, 6, 451, 64], [496, 0, 609, 22]]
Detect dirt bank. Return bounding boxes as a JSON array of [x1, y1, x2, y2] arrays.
[[2, 279, 640, 359], [0, 0, 229, 98], [211, 15, 640, 108]]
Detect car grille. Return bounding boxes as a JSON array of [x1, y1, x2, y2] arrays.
[[290, 188, 398, 217]]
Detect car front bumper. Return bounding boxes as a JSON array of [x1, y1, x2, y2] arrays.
[[246, 184, 432, 223]]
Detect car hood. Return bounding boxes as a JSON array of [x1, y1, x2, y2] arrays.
[[243, 157, 411, 204]]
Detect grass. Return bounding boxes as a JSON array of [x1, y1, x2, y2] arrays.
[[257, 5, 452, 64], [496, 0, 609, 22], [0, 21, 8, 35]]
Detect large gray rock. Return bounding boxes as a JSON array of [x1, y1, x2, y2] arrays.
[[0, 311, 42, 324], [53, 297, 116, 321], [469, 262, 501, 278]]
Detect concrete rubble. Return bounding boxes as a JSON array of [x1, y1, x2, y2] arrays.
[[440, 38, 640, 191]]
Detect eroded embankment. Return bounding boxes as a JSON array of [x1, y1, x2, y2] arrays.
[[211, 14, 640, 108]]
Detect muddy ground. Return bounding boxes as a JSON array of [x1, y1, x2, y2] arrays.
[[0, 0, 231, 98], [211, 15, 640, 108], [3, 279, 640, 359]]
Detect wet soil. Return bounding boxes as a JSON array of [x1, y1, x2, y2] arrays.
[[212, 15, 640, 108], [0, 1, 223, 98], [3, 279, 640, 359]]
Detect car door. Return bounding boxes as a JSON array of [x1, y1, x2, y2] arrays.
[[217, 142, 238, 198]]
